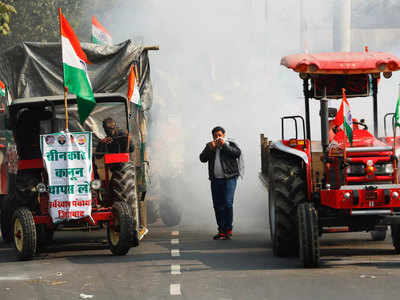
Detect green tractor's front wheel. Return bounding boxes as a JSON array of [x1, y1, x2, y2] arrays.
[[12, 207, 37, 260]]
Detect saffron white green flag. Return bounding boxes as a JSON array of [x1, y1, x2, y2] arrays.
[[333, 88, 353, 145], [60, 10, 96, 124], [0, 80, 5, 97], [395, 94, 400, 128], [127, 65, 142, 107], [91, 16, 112, 45]]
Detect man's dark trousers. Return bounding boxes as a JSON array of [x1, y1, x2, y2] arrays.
[[210, 177, 237, 232]]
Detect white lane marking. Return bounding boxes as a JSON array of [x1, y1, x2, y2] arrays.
[[171, 231, 179, 236], [171, 264, 181, 275], [170, 283, 181, 296], [171, 239, 179, 244], [0, 276, 42, 281], [171, 249, 180, 257]]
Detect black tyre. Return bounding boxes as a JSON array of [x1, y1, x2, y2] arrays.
[[160, 199, 182, 227], [269, 153, 306, 256], [298, 202, 320, 268], [110, 162, 138, 237], [12, 207, 37, 260], [1, 199, 13, 242], [370, 227, 387, 241], [108, 201, 134, 255], [391, 224, 400, 253]]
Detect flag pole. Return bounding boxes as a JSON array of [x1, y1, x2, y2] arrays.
[[58, 8, 69, 131], [394, 84, 400, 184], [342, 88, 347, 162]]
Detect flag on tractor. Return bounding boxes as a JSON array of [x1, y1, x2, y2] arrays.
[[0, 80, 5, 97], [6, 86, 12, 105], [91, 16, 112, 45], [59, 10, 96, 124], [395, 93, 400, 128], [333, 88, 353, 145], [127, 65, 142, 107]]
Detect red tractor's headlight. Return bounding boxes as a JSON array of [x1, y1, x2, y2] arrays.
[[346, 164, 365, 176], [375, 163, 394, 175]]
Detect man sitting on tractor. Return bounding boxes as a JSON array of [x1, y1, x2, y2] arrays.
[[95, 117, 134, 158]]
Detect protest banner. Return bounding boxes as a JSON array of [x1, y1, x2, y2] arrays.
[[40, 132, 92, 223]]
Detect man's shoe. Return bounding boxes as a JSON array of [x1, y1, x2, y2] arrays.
[[227, 230, 232, 237], [213, 232, 227, 240]]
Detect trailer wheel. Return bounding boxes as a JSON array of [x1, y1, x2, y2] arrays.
[[12, 207, 37, 260], [269, 155, 306, 256], [391, 224, 400, 254], [108, 201, 134, 255], [370, 227, 387, 241], [110, 162, 138, 242], [298, 202, 320, 268]]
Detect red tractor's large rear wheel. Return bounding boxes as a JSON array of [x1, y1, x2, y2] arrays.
[[269, 154, 306, 257], [298, 202, 320, 268]]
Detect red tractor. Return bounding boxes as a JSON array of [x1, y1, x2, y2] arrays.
[[260, 51, 400, 267]]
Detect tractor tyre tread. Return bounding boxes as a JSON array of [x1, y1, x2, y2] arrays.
[[269, 153, 306, 257], [298, 202, 320, 268], [12, 207, 37, 260], [108, 201, 133, 255]]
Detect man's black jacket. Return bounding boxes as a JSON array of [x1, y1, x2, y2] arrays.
[[199, 141, 241, 180]]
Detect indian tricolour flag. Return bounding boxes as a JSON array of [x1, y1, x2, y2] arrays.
[[127, 65, 142, 107], [91, 16, 112, 45], [0, 80, 5, 97], [334, 88, 353, 145], [59, 10, 96, 124]]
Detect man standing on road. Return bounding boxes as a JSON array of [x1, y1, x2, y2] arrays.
[[199, 126, 241, 240]]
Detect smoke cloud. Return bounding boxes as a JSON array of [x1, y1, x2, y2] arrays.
[[101, 0, 400, 233]]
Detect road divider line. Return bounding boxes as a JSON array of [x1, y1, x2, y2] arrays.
[[171, 265, 181, 275], [171, 249, 180, 257], [170, 283, 181, 296], [171, 231, 179, 236], [171, 239, 179, 244]]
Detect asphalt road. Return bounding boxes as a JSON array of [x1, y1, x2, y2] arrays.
[[1, 223, 400, 300]]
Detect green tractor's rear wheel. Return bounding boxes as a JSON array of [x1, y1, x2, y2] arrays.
[[12, 207, 37, 260], [269, 154, 306, 257], [108, 201, 134, 255], [298, 202, 320, 268]]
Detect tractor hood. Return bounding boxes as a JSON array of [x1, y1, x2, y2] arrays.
[[330, 129, 388, 149]]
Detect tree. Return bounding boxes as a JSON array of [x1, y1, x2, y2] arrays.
[[0, 0, 121, 49], [0, 1, 16, 35]]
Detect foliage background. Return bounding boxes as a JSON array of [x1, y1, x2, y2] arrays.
[[0, 0, 121, 48]]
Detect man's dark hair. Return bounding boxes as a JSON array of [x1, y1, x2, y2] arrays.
[[212, 126, 225, 135]]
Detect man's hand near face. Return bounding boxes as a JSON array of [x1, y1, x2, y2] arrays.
[[209, 140, 217, 149]]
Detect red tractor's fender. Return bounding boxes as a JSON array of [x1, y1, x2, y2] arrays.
[[270, 141, 309, 164], [270, 141, 312, 199]]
